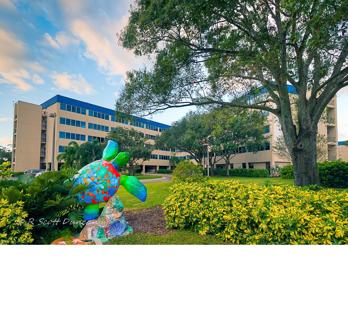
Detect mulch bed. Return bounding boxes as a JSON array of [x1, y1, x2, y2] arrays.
[[124, 206, 169, 235]]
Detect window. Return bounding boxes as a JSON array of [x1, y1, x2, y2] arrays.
[[88, 136, 105, 143], [264, 125, 270, 134], [150, 154, 158, 159], [60, 103, 86, 115], [159, 155, 170, 160], [58, 146, 66, 153], [60, 117, 86, 128], [59, 131, 86, 141]]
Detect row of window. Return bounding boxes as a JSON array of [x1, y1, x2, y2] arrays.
[[60, 104, 86, 115], [88, 136, 105, 143], [88, 109, 115, 121], [145, 133, 158, 140], [60, 103, 168, 133], [60, 117, 86, 128], [88, 123, 109, 132], [59, 131, 86, 141], [150, 154, 192, 160]]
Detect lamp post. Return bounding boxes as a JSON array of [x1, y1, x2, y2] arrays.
[[48, 112, 56, 171], [203, 137, 211, 177]]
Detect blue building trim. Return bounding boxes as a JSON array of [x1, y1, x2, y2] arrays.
[[338, 141, 347, 146], [41, 95, 171, 129]]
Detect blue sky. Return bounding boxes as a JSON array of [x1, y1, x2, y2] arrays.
[[0, 0, 347, 147]]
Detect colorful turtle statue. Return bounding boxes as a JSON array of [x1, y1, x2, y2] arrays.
[[68, 140, 147, 243]]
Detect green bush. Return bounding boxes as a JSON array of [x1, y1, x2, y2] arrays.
[[157, 168, 173, 174], [0, 199, 33, 244], [172, 160, 206, 183], [280, 161, 348, 188], [319, 160, 348, 188], [163, 181, 348, 244], [228, 168, 269, 177], [0, 179, 25, 190], [280, 165, 294, 179]]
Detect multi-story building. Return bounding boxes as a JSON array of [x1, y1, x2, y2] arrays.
[[338, 141, 348, 161], [12, 95, 188, 172], [11, 89, 338, 173], [213, 88, 338, 170]]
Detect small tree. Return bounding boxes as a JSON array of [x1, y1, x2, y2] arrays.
[[207, 109, 267, 175], [156, 111, 211, 164], [0, 146, 12, 164], [78, 140, 105, 167], [57, 141, 81, 169], [107, 127, 153, 175]]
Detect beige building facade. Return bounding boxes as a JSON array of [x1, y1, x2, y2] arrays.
[[213, 90, 338, 171], [12, 90, 339, 173], [338, 143, 348, 161], [12, 95, 187, 172]]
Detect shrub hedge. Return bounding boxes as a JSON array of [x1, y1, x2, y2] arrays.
[[280, 161, 348, 188], [172, 161, 206, 183], [210, 168, 269, 177], [0, 199, 33, 244], [228, 168, 269, 177], [163, 181, 348, 244], [319, 161, 348, 188]]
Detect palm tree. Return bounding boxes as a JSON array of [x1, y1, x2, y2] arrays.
[[78, 140, 105, 167], [57, 141, 81, 169]]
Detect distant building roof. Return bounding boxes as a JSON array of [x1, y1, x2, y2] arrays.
[[41, 95, 171, 129]]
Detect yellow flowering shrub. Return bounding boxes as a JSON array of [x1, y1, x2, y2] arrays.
[[163, 181, 348, 244], [0, 199, 33, 244]]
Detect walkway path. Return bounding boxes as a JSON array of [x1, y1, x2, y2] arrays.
[[141, 175, 172, 184]]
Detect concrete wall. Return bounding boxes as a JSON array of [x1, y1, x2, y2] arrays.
[[12, 101, 42, 172], [338, 145, 348, 161]]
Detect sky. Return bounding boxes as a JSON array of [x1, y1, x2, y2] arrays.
[[0, 0, 347, 147]]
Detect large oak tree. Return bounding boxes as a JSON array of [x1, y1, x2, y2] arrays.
[[116, 0, 348, 186]]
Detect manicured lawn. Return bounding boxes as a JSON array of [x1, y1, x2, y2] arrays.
[[209, 176, 294, 185], [107, 230, 225, 244], [135, 174, 162, 180], [118, 181, 173, 210]]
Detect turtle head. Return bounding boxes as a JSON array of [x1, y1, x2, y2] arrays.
[[102, 140, 118, 161]]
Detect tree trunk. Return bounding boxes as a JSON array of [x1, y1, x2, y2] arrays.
[[291, 133, 320, 186]]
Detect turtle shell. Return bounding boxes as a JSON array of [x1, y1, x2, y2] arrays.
[[73, 160, 121, 205]]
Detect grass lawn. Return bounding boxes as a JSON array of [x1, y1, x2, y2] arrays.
[[118, 181, 173, 210], [210, 176, 294, 185], [135, 174, 162, 180], [107, 230, 225, 244]]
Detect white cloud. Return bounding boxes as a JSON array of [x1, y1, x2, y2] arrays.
[[0, 116, 11, 123], [44, 31, 78, 49], [32, 74, 44, 84], [70, 18, 142, 77], [0, 0, 15, 10], [51, 72, 94, 95], [57, 0, 145, 77], [0, 28, 45, 90]]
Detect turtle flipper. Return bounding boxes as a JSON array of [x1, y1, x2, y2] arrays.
[[83, 204, 100, 221], [102, 140, 118, 161], [113, 152, 130, 169], [120, 175, 147, 202]]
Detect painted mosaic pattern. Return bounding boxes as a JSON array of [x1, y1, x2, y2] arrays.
[[73, 159, 121, 205]]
